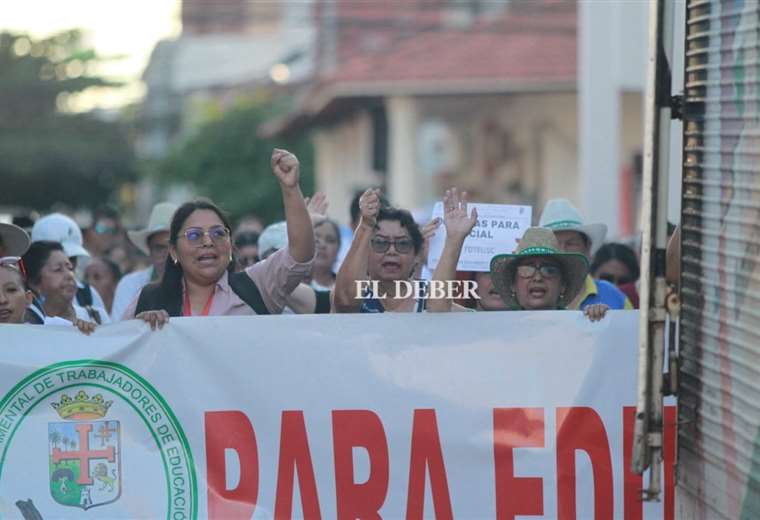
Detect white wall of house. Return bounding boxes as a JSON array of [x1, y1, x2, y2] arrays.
[[313, 92, 581, 224], [500, 93, 579, 215], [313, 111, 379, 225], [311, 73, 651, 231], [579, 0, 685, 237], [411, 92, 579, 220], [579, 0, 648, 238]]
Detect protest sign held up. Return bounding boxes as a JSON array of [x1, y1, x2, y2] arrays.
[[427, 203, 532, 272]]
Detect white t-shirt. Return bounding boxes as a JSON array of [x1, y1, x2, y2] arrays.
[[42, 306, 95, 327], [110, 267, 153, 322]]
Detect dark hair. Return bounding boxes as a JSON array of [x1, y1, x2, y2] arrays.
[[94, 205, 119, 222], [22, 241, 64, 286], [234, 231, 259, 248], [313, 218, 342, 250], [590, 242, 640, 281], [95, 256, 122, 282], [375, 207, 423, 254], [147, 199, 234, 315], [350, 189, 390, 225]]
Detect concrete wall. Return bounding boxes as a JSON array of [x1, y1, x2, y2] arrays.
[[579, 0, 648, 238], [311, 83, 650, 234], [311, 91, 581, 224], [312, 111, 380, 225], [408, 92, 578, 222]]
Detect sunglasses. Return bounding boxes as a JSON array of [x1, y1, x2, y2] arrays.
[[370, 237, 414, 254], [237, 255, 259, 268], [95, 222, 119, 235], [178, 226, 230, 244], [516, 263, 561, 279], [0, 256, 26, 279]]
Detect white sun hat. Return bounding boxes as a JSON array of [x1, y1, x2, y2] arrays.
[[127, 202, 178, 255], [31, 213, 89, 258], [258, 221, 288, 259], [538, 198, 607, 253]]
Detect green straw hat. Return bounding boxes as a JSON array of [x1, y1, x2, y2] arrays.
[[490, 227, 589, 309]]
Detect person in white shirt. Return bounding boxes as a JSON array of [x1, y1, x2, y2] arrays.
[[110, 202, 177, 321], [30, 213, 110, 324]]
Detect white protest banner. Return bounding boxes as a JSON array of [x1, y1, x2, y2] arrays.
[[0, 312, 674, 519], [427, 202, 532, 272]]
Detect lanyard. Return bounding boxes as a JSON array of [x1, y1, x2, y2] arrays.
[[183, 289, 215, 317]]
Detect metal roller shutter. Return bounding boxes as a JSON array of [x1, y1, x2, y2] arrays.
[[679, 0, 760, 517]]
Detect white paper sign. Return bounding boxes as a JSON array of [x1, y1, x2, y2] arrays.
[[427, 202, 532, 272]]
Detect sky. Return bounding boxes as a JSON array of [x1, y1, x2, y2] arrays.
[[1, 0, 182, 111]]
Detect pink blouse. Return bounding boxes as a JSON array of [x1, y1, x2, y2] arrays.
[[123, 247, 312, 318]]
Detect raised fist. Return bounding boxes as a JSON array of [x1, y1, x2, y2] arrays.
[[358, 188, 382, 228], [271, 148, 300, 188]]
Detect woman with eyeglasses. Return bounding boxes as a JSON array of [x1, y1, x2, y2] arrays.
[[426, 191, 607, 320], [125, 149, 314, 329], [333, 189, 427, 313], [489, 227, 608, 320]]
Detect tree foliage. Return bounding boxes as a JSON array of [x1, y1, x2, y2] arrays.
[[158, 97, 314, 223], [0, 30, 136, 210]]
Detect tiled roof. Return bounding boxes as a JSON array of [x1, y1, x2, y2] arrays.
[[261, 1, 576, 136], [325, 1, 576, 87]]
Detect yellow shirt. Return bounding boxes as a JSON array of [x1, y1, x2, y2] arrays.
[[568, 275, 634, 310]]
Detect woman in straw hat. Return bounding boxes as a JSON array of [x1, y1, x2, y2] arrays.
[[489, 227, 608, 320], [427, 190, 607, 320]]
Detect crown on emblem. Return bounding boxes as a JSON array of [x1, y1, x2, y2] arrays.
[[51, 390, 112, 420]]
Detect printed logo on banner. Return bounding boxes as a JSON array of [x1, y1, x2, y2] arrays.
[[0, 360, 198, 520], [48, 391, 120, 510]]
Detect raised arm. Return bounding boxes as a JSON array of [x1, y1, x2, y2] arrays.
[[413, 217, 442, 280], [333, 188, 380, 313], [427, 188, 477, 312], [271, 149, 314, 263]]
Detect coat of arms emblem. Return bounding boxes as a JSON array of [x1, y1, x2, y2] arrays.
[[48, 390, 121, 510]]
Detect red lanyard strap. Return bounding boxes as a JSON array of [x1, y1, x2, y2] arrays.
[[183, 289, 214, 317]]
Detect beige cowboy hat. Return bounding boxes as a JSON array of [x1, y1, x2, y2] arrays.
[[0, 223, 31, 257], [538, 198, 607, 253], [127, 202, 178, 255], [490, 227, 589, 309]]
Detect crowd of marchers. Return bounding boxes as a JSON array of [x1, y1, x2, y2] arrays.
[[1, 148, 657, 332]]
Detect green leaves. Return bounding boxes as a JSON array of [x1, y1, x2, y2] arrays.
[[0, 30, 135, 210], [158, 97, 314, 222]]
